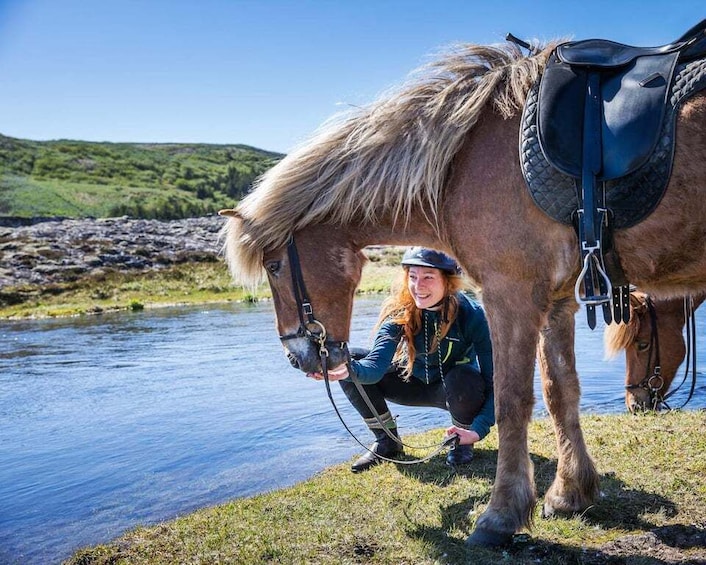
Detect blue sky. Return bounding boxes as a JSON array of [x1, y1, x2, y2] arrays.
[[0, 1, 703, 154]]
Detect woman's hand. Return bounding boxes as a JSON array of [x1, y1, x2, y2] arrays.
[[445, 425, 480, 445], [306, 364, 350, 382]]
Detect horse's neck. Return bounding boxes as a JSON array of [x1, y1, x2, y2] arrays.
[[351, 216, 446, 250]]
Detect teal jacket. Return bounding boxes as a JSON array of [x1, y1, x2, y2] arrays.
[[348, 293, 495, 439]]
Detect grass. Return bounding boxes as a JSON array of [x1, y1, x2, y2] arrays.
[[0, 261, 248, 319], [67, 410, 706, 564]]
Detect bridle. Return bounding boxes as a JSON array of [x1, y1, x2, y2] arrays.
[[279, 237, 459, 464], [625, 295, 663, 409], [278, 235, 347, 354], [625, 295, 697, 411]]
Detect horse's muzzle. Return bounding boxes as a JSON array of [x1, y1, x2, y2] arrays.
[[284, 340, 348, 374], [626, 389, 655, 413]]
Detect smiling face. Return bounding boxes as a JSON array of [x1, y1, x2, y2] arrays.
[[407, 266, 447, 310]]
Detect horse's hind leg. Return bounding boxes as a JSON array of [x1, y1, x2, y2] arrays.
[[537, 298, 599, 517]]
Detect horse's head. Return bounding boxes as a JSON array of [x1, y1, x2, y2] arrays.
[[605, 292, 687, 412], [263, 226, 366, 373], [221, 209, 365, 374]]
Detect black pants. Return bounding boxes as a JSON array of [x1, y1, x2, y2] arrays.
[[339, 350, 486, 428]]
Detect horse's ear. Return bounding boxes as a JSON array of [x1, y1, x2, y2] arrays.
[[629, 292, 648, 316], [218, 208, 242, 219]]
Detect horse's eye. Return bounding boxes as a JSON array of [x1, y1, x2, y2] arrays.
[[636, 341, 650, 352], [265, 261, 281, 276]]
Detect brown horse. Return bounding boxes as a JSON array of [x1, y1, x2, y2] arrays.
[[604, 292, 703, 412], [220, 38, 706, 546]]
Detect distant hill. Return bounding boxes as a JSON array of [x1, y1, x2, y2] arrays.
[[0, 133, 283, 219]]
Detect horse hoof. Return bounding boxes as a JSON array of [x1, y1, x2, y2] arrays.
[[542, 500, 574, 519], [465, 527, 513, 547], [542, 500, 586, 519]]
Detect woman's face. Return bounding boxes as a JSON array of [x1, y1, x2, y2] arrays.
[[407, 266, 446, 310]]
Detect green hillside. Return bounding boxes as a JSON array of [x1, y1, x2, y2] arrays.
[[0, 133, 283, 219]]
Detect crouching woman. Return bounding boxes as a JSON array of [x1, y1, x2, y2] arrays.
[[309, 247, 495, 472]]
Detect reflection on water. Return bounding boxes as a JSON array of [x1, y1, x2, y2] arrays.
[[0, 297, 704, 564]]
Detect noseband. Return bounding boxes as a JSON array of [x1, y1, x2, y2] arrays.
[[625, 295, 697, 410], [280, 237, 459, 463]]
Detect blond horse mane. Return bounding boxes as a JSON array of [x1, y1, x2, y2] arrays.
[[222, 41, 558, 285], [604, 292, 648, 358]]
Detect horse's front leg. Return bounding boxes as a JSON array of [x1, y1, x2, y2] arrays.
[[537, 298, 599, 517], [467, 287, 542, 546]]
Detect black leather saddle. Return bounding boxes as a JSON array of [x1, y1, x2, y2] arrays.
[[519, 20, 706, 328], [539, 20, 706, 186]]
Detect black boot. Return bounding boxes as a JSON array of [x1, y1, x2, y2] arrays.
[[351, 428, 402, 473], [446, 444, 473, 466]]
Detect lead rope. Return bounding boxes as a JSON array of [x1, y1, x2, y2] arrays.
[[423, 313, 434, 384], [322, 349, 459, 465], [340, 310, 461, 454], [322, 312, 458, 463], [425, 312, 465, 430]]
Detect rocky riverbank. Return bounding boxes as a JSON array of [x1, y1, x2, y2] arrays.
[[0, 216, 225, 289]]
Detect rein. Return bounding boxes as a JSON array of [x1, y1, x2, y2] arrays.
[[625, 295, 697, 410], [661, 296, 698, 409], [280, 237, 459, 465]]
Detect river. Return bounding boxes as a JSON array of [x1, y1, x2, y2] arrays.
[[1, 296, 704, 564]]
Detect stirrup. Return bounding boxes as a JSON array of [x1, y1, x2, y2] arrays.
[[574, 247, 612, 306]]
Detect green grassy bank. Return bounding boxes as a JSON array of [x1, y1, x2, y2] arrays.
[[0, 249, 403, 320], [68, 411, 706, 564]]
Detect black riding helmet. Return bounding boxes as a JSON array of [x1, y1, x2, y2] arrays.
[[401, 247, 462, 275]]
